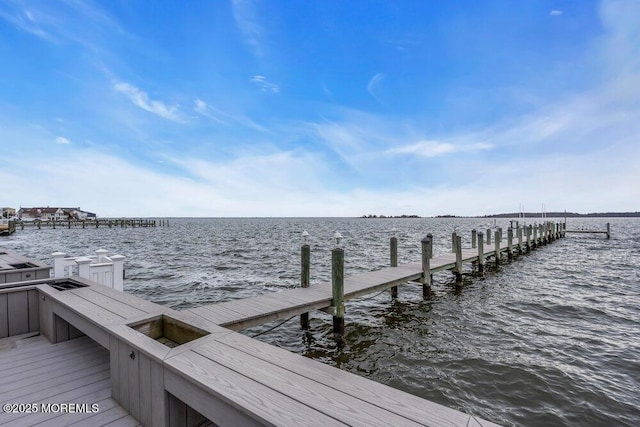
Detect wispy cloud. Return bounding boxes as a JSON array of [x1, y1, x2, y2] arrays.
[[251, 75, 280, 93], [194, 99, 227, 125], [367, 73, 385, 103], [0, 4, 54, 41], [193, 98, 268, 132], [55, 136, 70, 145], [390, 140, 492, 157], [232, 0, 263, 56], [550, 10, 563, 16], [114, 82, 183, 122]]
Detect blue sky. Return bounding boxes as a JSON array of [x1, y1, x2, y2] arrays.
[[1, 0, 638, 217]]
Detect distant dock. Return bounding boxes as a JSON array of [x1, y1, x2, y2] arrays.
[[15, 218, 169, 230], [565, 222, 611, 238]]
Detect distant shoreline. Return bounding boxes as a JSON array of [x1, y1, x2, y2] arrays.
[[361, 211, 640, 218]]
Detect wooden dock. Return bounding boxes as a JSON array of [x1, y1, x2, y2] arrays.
[[187, 222, 566, 332], [565, 222, 610, 238], [15, 218, 167, 230]]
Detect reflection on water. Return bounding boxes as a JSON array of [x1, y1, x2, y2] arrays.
[[2, 217, 639, 426]]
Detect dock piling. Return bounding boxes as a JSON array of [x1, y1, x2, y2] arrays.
[[454, 235, 463, 285], [477, 232, 485, 275], [486, 228, 491, 245], [421, 235, 433, 299], [494, 230, 500, 264], [300, 231, 311, 330], [607, 222, 611, 239], [507, 227, 513, 260], [390, 230, 398, 298], [331, 233, 345, 340], [471, 229, 477, 248]]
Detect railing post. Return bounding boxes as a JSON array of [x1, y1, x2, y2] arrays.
[[52, 252, 67, 278], [477, 232, 485, 275], [494, 230, 500, 264], [421, 235, 432, 300], [390, 231, 398, 298], [331, 233, 345, 340], [76, 257, 92, 280], [300, 231, 311, 330], [111, 255, 125, 292], [96, 249, 109, 263], [507, 227, 513, 260], [454, 235, 462, 286]]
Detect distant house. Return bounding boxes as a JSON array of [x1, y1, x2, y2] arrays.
[[1, 207, 16, 219], [17, 207, 97, 221]]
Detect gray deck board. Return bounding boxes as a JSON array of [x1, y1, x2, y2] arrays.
[[193, 342, 425, 426], [0, 335, 139, 427], [216, 332, 500, 427]]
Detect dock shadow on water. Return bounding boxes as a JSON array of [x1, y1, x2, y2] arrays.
[[4, 217, 639, 426]]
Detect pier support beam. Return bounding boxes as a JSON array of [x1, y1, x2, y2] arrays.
[[300, 233, 311, 330], [517, 226, 523, 254], [454, 235, 463, 286], [390, 234, 398, 298], [507, 227, 513, 260], [421, 235, 433, 299], [477, 232, 485, 275], [331, 246, 345, 340]]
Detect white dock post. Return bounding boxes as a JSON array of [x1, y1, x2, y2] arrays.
[[76, 257, 92, 280], [477, 231, 485, 275], [52, 252, 67, 278], [111, 255, 125, 292], [494, 230, 500, 264], [471, 229, 477, 248]]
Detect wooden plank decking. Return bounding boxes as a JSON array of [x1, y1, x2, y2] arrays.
[[0, 333, 140, 426]]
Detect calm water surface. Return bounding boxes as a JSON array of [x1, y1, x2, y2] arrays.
[[3, 217, 639, 426]]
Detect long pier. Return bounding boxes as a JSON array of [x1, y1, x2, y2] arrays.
[[15, 218, 168, 230], [188, 221, 566, 335]]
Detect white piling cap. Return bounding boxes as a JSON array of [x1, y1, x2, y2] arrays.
[[333, 231, 343, 247]]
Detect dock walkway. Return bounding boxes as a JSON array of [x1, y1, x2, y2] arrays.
[[187, 228, 557, 331]]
